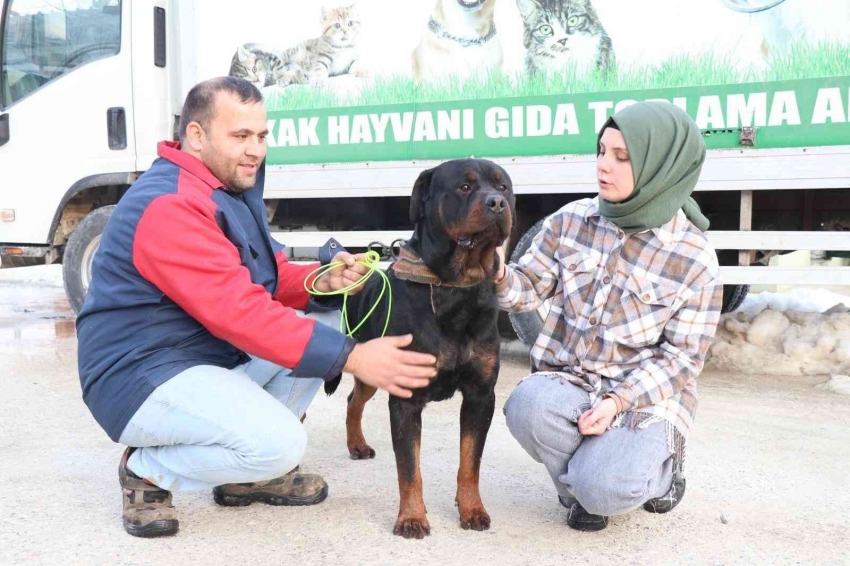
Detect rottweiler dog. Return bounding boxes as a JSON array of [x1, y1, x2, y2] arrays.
[[325, 158, 515, 539]]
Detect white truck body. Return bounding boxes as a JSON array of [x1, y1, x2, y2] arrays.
[[1, 0, 849, 324]]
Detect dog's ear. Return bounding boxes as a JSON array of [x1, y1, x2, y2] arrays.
[[410, 167, 436, 225]]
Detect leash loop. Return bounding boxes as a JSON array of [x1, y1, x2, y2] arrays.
[[303, 250, 392, 338]]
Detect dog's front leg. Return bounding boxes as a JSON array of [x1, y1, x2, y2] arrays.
[[389, 396, 430, 539], [456, 384, 495, 531]]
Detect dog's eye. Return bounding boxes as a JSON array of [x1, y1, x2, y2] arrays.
[[498, 184, 508, 192], [459, 184, 471, 192]]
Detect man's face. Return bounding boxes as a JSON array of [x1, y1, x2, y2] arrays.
[[198, 92, 268, 192]]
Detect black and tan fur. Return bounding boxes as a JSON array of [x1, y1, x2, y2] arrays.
[[326, 158, 516, 539]]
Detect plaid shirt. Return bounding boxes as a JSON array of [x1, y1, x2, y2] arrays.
[[497, 198, 722, 441]]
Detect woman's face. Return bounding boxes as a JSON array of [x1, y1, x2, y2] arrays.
[[597, 127, 635, 203]]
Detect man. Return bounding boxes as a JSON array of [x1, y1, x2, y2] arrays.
[[76, 77, 437, 538]]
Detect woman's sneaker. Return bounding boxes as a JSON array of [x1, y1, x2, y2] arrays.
[[119, 447, 179, 537], [559, 496, 609, 532], [643, 476, 686, 514]]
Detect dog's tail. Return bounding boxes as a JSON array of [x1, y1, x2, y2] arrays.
[[324, 373, 342, 396]]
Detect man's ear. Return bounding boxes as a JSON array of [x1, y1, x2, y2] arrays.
[[409, 167, 436, 225]]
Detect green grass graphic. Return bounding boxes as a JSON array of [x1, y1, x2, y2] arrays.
[[264, 41, 850, 111]]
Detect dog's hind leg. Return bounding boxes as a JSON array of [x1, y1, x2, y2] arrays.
[[346, 378, 378, 460], [389, 397, 430, 539], [456, 381, 496, 531]]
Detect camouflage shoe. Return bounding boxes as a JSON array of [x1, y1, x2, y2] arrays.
[[119, 447, 179, 538], [212, 469, 328, 507]]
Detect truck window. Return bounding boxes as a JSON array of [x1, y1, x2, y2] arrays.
[[1, 0, 121, 108]]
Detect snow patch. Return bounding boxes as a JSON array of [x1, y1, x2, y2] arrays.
[[815, 375, 850, 396], [709, 289, 850, 377], [0, 265, 64, 288]]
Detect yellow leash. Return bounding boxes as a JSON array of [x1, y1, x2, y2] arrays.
[[303, 250, 392, 337]]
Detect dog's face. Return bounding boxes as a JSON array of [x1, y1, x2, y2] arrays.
[[453, 0, 492, 13], [409, 159, 515, 281]]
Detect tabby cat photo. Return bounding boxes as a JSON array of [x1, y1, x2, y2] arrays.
[[516, 0, 613, 76], [229, 4, 368, 89]]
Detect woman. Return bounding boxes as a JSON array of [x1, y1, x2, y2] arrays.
[[493, 101, 722, 531]]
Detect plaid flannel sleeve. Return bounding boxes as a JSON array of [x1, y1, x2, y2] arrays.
[[495, 215, 563, 313], [612, 272, 723, 412]]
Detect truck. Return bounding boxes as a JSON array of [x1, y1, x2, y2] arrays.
[[2, 0, 849, 346]]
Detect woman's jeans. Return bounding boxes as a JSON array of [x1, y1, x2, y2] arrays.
[[504, 373, 674, 516]]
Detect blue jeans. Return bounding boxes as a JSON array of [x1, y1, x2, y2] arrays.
[[504, 373, 674, 516], [117, 311, 338, 492]]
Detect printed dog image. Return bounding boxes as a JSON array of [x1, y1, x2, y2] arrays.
[[325, 158, 516, 538], [412, 0, 503, 80]]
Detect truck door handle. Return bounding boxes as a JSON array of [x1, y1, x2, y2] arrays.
[[0, 114, 9, 147], [107, 107, 127, 150]]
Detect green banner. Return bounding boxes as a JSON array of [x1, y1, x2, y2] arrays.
[[265, 77, 850, 165]]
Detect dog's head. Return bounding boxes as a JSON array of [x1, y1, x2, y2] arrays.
[[453, 0, 493, 12], [409, 159, 515, 284]]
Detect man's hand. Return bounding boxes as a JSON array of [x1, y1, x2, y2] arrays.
[[577, 398, 619, 436], [492, 242, 508, 283], [343, 334, 437, 398], [314, 252, 371, 295]]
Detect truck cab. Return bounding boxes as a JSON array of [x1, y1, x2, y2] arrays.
[[0, 0, 171, 311]]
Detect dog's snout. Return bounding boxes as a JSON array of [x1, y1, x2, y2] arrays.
[[485, 194, 507, 213]]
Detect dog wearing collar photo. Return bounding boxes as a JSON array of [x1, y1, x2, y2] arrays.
[[412, 0, 503, 80], [324, 158, 516, 539]]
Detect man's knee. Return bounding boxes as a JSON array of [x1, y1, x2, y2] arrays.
[[239, 414, 307, 479]]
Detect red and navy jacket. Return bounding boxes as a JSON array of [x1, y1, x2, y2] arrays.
[[77, 141, 355, 441]]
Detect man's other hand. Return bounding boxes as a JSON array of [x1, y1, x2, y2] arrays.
[[343, 334, 437, 398]]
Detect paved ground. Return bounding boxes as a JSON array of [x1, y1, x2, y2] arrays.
[[1, 267, 848, 566]]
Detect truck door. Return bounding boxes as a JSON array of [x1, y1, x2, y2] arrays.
[[0, 0, 135, 248]]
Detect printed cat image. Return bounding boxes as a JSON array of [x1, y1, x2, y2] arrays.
[[516, 0, 613, 76], [228, 43, 277, 88], [229, 4, 368, 89]]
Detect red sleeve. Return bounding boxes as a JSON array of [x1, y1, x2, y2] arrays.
[[273, 250, 319, 308], [132, 193, 324, 371]]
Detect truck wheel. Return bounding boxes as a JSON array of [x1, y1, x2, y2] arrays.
[[721, 284, 749, 314], [63, 206, 115, 314], [508, 220, 548, 348]]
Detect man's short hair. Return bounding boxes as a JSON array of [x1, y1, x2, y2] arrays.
[[178, 77, 263, 142]]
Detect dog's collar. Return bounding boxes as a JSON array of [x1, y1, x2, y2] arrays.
[[427, 17, 497, 47], [391, 244, 484, 288]]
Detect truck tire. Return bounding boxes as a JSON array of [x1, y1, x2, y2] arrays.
[[508, 220, 548, 348], [507, 219, 751, 346], [63, 206, 115, 314], [721, 284, 749, 314]]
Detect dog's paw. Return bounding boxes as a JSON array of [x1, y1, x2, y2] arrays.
[[459, 508, 491, 531], [393, 516, 431, 539], [347, 443, 376, 460]]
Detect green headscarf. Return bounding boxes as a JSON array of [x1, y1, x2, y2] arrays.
[[596, 101, 710, 233]]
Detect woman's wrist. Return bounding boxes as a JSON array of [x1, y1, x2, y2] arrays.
[[492, 264, 507, 284], [603, 393, 623, 415]]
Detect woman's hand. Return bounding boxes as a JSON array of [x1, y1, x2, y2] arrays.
[[492, 242, 508, 283], [578, 398, 619, 436]]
